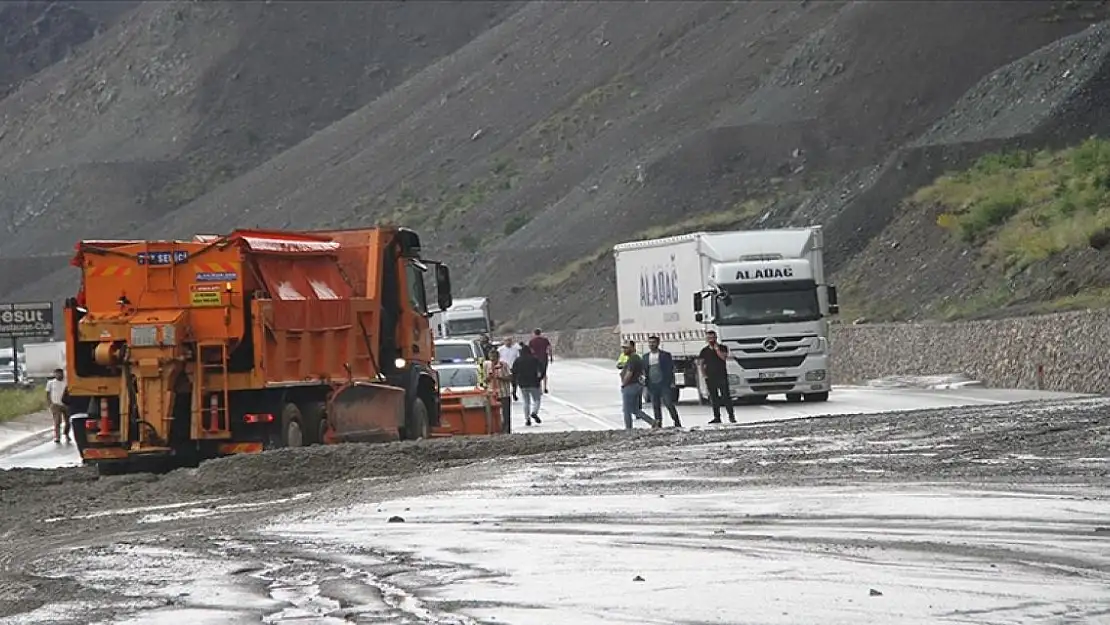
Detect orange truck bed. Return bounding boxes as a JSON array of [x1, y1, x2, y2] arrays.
[[65, 227, 454, 474], [432, 388, 504, 437]]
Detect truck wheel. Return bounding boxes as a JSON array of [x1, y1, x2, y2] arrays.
[[403, 396, 430, 441], [786, 393, 803, 403], [96, 462, 128, 477], [280, 402, 305, 448], [298, 401, 327, 446], [804, 391, 830, 402]]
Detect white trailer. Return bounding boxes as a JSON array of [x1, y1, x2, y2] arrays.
[[431, 297, 493, 339], [23, 340, 66, 380], [613, 226, 838, 404]]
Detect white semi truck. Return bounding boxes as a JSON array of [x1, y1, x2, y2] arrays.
[[430, 297, 493, 339], [22, 340, 66, 381], [613, 226, 838, 404]]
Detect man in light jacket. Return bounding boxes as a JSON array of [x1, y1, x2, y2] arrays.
[[642, 335, 682, 428]]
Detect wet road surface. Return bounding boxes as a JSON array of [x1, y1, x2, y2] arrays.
[[0, 361, 1104, 624]]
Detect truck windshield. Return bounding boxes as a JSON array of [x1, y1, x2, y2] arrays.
[[446, 318, 489, 335], [715, 285, 821, 325]]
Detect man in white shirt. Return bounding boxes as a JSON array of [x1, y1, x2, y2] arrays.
[[45, 368, 69, 444], [498, 336, 521, 401]]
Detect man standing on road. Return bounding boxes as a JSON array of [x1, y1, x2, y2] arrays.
[[511, 344, 544, 426], [643, 335, 682, 428], [528, 328, 553, 394], [498, 336, 521, 401], [485, 349, 514, 433], [46, 368, 70, 444], [698, 330, 736, 424], [619, 341, 657, 430], [616, 339, 646, 412]]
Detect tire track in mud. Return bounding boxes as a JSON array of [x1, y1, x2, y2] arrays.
[[1, 397, 1109, 621]]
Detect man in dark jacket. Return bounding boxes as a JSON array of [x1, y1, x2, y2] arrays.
[[698, 330, 736, 424], [511, 344, 544, 426], [643, 335, 682, 428]]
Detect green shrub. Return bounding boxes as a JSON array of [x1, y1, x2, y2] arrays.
[[917, 138, 1110, 268], [0, 388, 47, 422]]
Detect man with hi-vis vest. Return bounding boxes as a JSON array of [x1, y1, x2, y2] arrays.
[[616, 339, 644, 411]]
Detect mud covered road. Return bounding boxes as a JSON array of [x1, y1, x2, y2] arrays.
[[0, 366, 1107, 623]]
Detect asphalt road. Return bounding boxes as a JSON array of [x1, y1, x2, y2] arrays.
[[0, 360, 1105, 625], [0, 360, 1083, 471]]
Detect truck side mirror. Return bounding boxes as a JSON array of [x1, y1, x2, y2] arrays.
[[828, 285, 839, 315], [692, 292, 702, 313], [435, 265, 453, 311]]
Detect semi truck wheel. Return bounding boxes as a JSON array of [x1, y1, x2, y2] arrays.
[[403, 396, 430, 441], [804, 391, 830, 402], [280, 402, 305, 448]]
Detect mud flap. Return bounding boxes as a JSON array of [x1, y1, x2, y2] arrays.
[[327, 383, 406, 444]]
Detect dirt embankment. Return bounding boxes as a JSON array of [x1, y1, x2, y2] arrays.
[[3, 2, 1109, 332], [2, 396, 1108, 533]]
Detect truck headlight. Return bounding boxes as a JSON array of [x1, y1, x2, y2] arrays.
[[805, 370, 826, 381], [809, 337, 828, 354]]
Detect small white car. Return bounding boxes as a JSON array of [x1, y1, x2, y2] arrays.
[[435, 363, 483, 392], [433, 338, 485, 364]]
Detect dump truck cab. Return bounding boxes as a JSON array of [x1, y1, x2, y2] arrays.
[[64, 227, 452, 473]]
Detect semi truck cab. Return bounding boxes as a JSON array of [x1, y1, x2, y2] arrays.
[[692, 228, 839, 403]]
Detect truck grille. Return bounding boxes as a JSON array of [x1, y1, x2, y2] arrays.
[[735, 356, 807, 369], [750, 383, 797, 393], [733, 334, 817, 354]]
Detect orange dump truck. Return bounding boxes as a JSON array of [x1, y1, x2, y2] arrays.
[[64, 227, 453, 474]]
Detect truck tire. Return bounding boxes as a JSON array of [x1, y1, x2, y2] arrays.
[[785, 393, 803, 403], [97, 462, 128, 477], [280, 402, 306, 448], [298, 401, 327, 446], [804, 391, 830, 402], [403, 396, 430, 441]]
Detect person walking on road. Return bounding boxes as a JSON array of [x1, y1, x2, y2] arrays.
[[643, 335, 682, 428], [512, 344, 544, 426], [498, 336, 521, 401], [485, 349, 514, 433], [616, 339, 644, 411], [698, 330, 736, 424], [619, 341, 657, 430], [46, 368, 70, 444], [528, 328, 552, 394]]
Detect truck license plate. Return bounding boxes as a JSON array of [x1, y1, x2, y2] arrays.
[[757, 371, 786, 379]]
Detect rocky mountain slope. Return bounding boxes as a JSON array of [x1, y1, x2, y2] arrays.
[[0, 0, 1109, 330]]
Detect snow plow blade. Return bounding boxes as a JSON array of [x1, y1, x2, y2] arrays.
[[326, 382, 406, 443]]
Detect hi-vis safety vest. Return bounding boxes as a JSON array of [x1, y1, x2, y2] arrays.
[[616, 352, 629, 369], [477, 358, 489, 386]]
